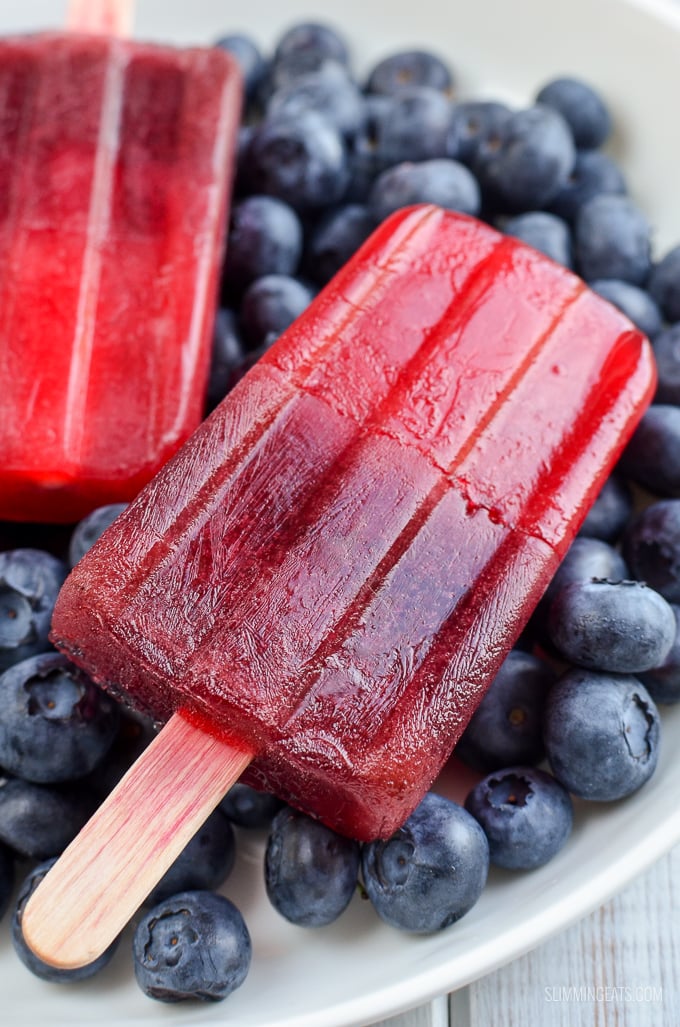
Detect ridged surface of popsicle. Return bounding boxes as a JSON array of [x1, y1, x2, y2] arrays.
[[0, 33, 241, 522], [51, 206, 656, 839]]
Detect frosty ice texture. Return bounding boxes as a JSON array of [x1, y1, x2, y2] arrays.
[[0, 33, 241, 522], [51, 206, 655, 839]]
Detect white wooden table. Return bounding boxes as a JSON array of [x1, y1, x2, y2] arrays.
[[375, 843, 680, 1026]]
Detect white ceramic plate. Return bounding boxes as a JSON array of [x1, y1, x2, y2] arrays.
[[4, 0, 680, 1024]]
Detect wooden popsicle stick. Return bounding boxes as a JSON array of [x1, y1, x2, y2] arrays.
[[66, 0, 134, 36], [22, 711, 254, 969]]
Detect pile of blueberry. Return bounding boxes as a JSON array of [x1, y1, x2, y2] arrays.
[[3, 17, 680, 1008]]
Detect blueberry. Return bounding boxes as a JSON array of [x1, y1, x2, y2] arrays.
[[133, 891, 251, 1002], [68, 503, 127, 567], [548, 579, 676, 673], [455, 650, 556, 772], [305, 204, 376, 285], [578, 475, 633, 543], [274, 22, 349, 69], [535, 76, 612, 150], [267, 64, 366, 140], [145, 808, 236, 906], [361, 792, 489, 934], [264, 807, 360, 926], [0, 843, 13, 921], [365, 49, 454, 96], [372, 86, 453, 167], [205, 308, 248, 411], [475, 104, 576, 211], [623, 500, 680, 601], [0, 549, 68, 672], [620, 405, 680, 497], [368, 158, 480, 223], [12, 858, 119, 981], [447, 100, 513, 169], [653, 324, 680, 404], [648, 243, 680, 323], [548, 149, 627, 223], [223, 194, 304, 296], [244, 110, 349, 211], [543, 669, 660, 800], [465, 766, 573, 870], [0, 652, 119, 782], [345, 94, 392, 201], [239, 274, 313, 349], [543, 536, 629, 609], [639, 604, 680, 704], [575, 194, 652, 284], [589, 279, 662, 338], [85, 710, 155, 799], [214, 33, 267, 99], [502, 210, 572, 267], [0, 775, 93, 859], [219, 782, 284, 828]]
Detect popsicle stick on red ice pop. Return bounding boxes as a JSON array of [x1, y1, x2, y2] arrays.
[[23, 712, 252, 969], [66, 0, 133, 36], [22, 205, 656, 970]]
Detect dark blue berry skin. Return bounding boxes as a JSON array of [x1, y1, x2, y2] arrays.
[[345, 94, 392, 201], [535, 76, 612, 150], [543, 536, 629, 609], [623, 500, 680, 602], [305, 204, 376, 285], [502, 210, 572, 267], [274, 22, 349, 69], [85, 710, 155, 799], [448, 101, 513, 169], [0, 775, 94, 859], [265, 807, 360, 926], [575, 194, 652, 285], [543, 669, 660, 800], [475, 104, 576, 211], [214, 33, 266, 99], [365, 50, 454, 96], [12, 858, 119, 981], [224, 194, 303, 298], [465, 767, 573, 870], [0, 652, 119, 783], [0, 549, 68, 672], [205, 308, 248, 411], [239, 274, 313, 349], [219, 782, 284, 828], [244, 111, 348, 212], [548, 149, 626, 224], [648, 244, 680, 324], [455, 650, 556, 773], [548, 579, 676, 673], [372, 87, 453, 169], [0, 843, 13, 921], [620, 405, 680, 497], [590, 279, 662, 339], [640, 604, 680, 704], [578, 476, 633, 543], [133, 891, 251, 1003], [368, 159, 480, 223], [653, 324, 680, 405], [267, 64, 366, 141], [145, 808, 236, 907], [68, 503, 127, 567], [361, 792, 489, 934]]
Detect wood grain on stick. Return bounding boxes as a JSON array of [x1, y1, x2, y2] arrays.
[[22, 711, 254, 969], [66, 0, 134, 36]]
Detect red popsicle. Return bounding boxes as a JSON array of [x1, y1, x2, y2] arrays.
[[0, 25, 241, 523], [24, 205, 655, 969]]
